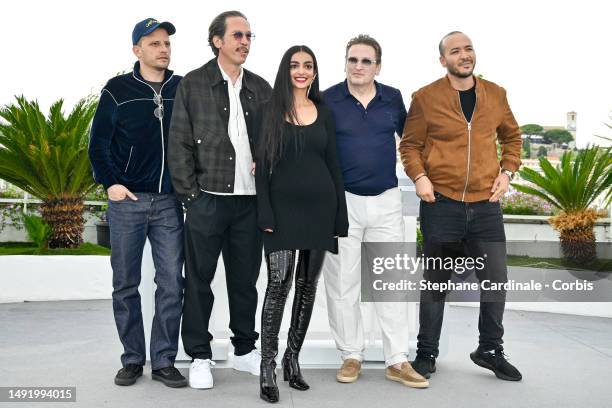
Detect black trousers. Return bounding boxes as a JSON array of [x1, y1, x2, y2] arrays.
[[417, 192, 508, 358], [181, 192, 262, 359]]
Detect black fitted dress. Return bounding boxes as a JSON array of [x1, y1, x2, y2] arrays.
[[255, 103, 349, 254]]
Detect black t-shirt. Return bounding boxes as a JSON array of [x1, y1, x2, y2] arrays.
[[145, 80, 162, 94], [459, 85, 476, 123]]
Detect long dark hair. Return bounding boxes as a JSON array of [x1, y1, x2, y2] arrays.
[[258, 45, 321, 170]]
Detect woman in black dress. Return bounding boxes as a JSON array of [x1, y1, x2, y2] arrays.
[[255, 45, 348, 403]]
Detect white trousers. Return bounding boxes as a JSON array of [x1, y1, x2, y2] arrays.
[[323, 187, 411, 367]]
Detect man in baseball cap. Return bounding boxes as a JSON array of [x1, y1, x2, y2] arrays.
[[132, 18, 176, 45], [89, 17, 185, 388]]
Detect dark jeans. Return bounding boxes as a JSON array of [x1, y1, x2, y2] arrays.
[[181, 192, 262, 360], [417, 192, 508, 358], [107, 193, 184, 370]]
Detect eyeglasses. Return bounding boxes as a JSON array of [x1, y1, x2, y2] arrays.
[[153, 93, 164, 119], [346, 57, 377, 67], [231, 31, 255, 42]]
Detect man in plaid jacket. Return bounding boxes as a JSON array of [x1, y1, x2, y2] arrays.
[[167, 10, 272, 389]]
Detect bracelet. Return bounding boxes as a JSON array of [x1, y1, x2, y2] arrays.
[[414, 174, 427, 182]]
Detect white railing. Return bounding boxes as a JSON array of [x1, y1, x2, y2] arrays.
[[0, 195, 106, 214]]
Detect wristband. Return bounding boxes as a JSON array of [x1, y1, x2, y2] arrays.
[[414, 174, 427, 182]]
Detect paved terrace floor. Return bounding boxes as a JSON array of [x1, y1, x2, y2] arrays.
[[1, 300, 611, 408]]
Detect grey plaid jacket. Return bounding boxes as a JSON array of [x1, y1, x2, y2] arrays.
[[167, 58, 272, 205]]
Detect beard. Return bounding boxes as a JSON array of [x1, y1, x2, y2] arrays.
[[448, 62, 474, 78]]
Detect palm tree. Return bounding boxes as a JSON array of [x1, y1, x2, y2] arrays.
[[0, 96, 98, 248], [596, 121, 612, 143], [512, 145, 612, 264]]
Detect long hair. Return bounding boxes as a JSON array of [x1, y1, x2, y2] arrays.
[[258, 45, 321, 171]]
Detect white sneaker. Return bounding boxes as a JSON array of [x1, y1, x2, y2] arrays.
[[232, 349, 261, 376], [189, 359, 215, 389]]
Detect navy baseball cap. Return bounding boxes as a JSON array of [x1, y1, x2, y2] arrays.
[[132, 18, 176, 45]]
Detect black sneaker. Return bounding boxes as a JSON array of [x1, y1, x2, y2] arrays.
[[114, 364, 143, 386], [152, 366, 188, 388], [470, 347, 522, 381], [410, 355, 436, 379]]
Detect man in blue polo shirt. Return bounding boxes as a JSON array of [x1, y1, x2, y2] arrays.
[[322, 35, 428, 388]]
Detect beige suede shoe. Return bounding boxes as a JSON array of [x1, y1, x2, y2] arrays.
[[385, 362, 429, 388], [336, 359, 361, 383]]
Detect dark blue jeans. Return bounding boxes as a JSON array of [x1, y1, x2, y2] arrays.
[[107, 193, 184, 370], [417, 192, 508, 358]]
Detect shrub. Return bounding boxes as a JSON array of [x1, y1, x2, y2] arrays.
[[501, 188, 555, 215], [22, 214, 51, 250]]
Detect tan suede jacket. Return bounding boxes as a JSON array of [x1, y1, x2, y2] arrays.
[[399, 75, 522, 202]]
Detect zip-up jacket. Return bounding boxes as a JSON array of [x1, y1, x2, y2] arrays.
[[89, 62, 182, 193], [399, 75, 522, 202]]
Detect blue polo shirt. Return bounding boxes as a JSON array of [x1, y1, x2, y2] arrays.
[[323, 80, 407, 196]]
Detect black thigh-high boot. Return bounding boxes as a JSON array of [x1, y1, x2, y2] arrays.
[[282, 250, 326, 391], [260, 250, 295, 403]]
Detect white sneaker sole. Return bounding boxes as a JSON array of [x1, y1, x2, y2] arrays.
[[232, 364, 260, 376], [189, 380, 213, 389]]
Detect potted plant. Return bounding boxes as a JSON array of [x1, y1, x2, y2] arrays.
[[95, 204, 110, 249], [0, 96, 98, 248], [513, 145, 611, 264]]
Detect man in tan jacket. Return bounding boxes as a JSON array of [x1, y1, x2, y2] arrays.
[[399, 31, 523, 382]]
